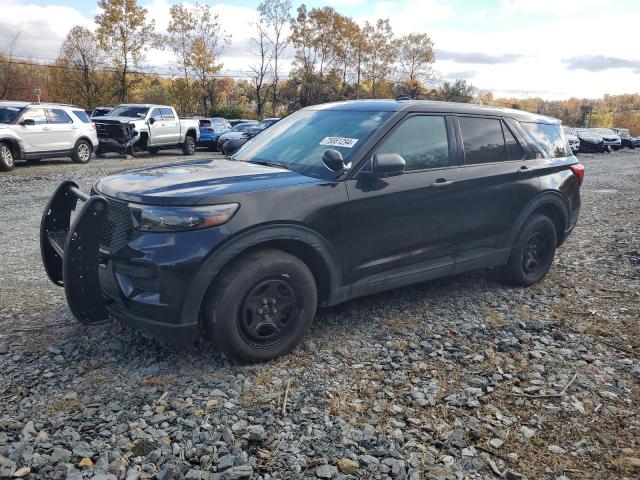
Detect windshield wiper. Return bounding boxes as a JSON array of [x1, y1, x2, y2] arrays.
[[248, 160, 292, 171]]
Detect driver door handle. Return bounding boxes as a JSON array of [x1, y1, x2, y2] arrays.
[[431, 178, 454, 188]]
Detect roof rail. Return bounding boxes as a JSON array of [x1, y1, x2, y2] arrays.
[[395, 95, 411, 101]]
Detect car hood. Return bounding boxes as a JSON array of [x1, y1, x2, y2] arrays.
[[93, 116, 146, 124], [94, 158, 322, 205]]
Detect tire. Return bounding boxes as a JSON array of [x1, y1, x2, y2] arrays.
[[502, 214, 557, 287], [202, 248, 318, 363], [71, 140, 92, 164], [147, 147, 159, 155], [182, 135, 196, 155], [0, 142, 15, 171]]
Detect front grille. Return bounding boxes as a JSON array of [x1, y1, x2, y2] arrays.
[[99, 196, 134, 252]]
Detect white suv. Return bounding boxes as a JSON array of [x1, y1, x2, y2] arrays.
[[0, 101, 99, 171]]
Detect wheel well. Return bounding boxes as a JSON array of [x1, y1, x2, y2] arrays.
[[186, 129, 197, 139], [76, 137, 94, 151], [532, 203, 566, 246], [0, 138, 20, 158]]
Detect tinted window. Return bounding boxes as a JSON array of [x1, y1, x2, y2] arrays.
[[160, 107, 175, 120], [46, 109, 73, 124], [150, 108, 162, 119], [0, 106, 23, 124], [459, 117, 506, 164], [375, 115, 449, 171], [21, 108, 47, 125], [521, 122, 570, 158], [108, 106, 149, 118], [199, 119, 212, 127], [503, 123, 524, 160], [71, 110, 91, 123]]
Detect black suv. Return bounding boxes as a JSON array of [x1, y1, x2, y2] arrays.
[[40, 100, 583, 362]]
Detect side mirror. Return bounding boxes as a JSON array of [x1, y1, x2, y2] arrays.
[[222, 137, 247, 155], [148, 117, 156, 125], [20, 119, 36, 126], [322, 149, 351, 173], [371, 153, 406, 177]]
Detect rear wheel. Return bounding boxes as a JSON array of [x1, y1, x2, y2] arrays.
[[71, 140, 92, 164], [182, 135, 196, 155], [0, 142, 15, 171], [202, 249, 318, 363], [503, 214, 557, 287]]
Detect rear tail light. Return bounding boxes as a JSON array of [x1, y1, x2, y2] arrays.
[[570, 164, 585, 185]]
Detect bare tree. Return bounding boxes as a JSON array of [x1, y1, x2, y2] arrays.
[[249, 20, 273, 117], [0, 30, 21, 99], [258, 0, 291, 116]]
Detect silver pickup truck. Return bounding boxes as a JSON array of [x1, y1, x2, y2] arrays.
[[93, 104, 199, 156]]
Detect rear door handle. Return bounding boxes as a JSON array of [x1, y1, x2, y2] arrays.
[[431, 178, 454, 188]]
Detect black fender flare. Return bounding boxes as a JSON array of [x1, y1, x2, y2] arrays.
[[509, 191, 570, 246], [179, 224, 345, 326]]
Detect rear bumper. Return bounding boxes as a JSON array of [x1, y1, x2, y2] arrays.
[[40, 181, 224, 343]]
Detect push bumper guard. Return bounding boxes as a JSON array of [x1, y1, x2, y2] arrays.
[[40, 180, 110, 324], [95, 120, 141, 155]]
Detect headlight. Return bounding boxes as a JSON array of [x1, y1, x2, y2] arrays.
[[129, 203, 239, 232]]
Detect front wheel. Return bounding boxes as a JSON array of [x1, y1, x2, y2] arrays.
[[182, 136, 196, 155], [71, 140, 92, 164], [202, 249, 318, 363], [0, 142, 15, 171], [502, 214, 557, 287]]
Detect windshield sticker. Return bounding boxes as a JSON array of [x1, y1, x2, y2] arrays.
[[319, 136, 359, 148]]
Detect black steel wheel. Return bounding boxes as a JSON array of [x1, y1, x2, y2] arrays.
[[238, 278, 301, 348], [503, 214, 557, 286], [203, 248, 317, 363]]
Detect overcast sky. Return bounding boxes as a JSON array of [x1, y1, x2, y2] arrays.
[[2, 0, 640, 100]]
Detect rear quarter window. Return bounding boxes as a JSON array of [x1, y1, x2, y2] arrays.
[[71, 110, 91, 123], [521, 122, 570, 158]]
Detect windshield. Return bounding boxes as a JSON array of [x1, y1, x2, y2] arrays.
[[108, 106, 150, 118], [0, 106, 23, 124], [233, 109, 391, 179], [231, 123, 252, 132]]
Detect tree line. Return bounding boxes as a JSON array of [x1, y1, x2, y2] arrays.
[[1, 0, 639, 134]]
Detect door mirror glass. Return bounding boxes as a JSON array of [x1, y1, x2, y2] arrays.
[[20, 118, 36, 126], [371, 153, 406, 176]]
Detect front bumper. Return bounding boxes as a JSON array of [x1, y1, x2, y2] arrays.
[[40, 181, 225, 343], [95, 121, 140, 153]]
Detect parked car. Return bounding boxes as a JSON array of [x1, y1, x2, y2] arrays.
[[573, 128, 606, 152], [245, 117, 282, 139], [90, 107, 113, 118], [215, 122, 256, 152], [613, 128, 636, 149], [40, 99, 583, 362], [589, 128, 621, 150], [0, 101, 98, 171], [92, 104, 199, 156], [196, 117, 231, 150], [562, 126, 580, 153], [228, 119, 258, 127]]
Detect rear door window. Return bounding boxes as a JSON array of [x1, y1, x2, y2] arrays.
[[375, 115, 450, 171], [521, 122, 570, 158], [46, 109, 73, 124], [503, 123, 525, 160], [459, 116, 506, 164]]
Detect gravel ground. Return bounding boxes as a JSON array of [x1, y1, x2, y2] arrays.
[[0, 149, 639, 480]]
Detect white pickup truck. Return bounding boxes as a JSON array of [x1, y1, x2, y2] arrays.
[[92, 104, 199, 156]]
